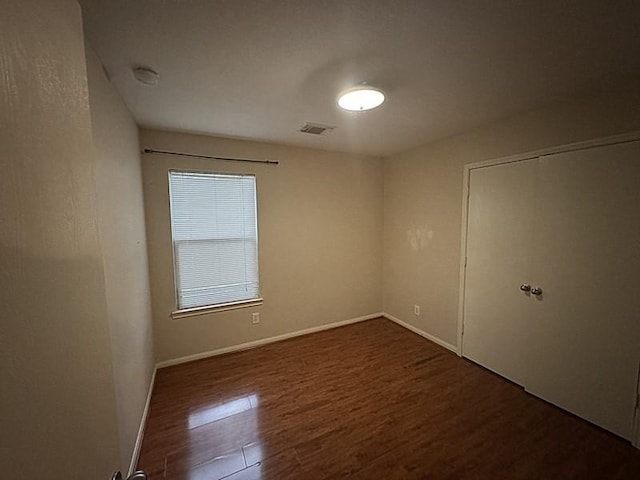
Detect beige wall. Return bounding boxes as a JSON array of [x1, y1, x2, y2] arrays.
[[0, 0, 121, 478], [141, 129, 383, 362], [86, 47, 155, 471], [383, 87, 640, 348]]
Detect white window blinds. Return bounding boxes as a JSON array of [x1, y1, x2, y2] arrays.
[[168, 171, 259, 309]]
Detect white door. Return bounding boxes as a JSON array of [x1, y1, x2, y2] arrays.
[[525, 141, 640, 440], [462, 159, 537, 386]]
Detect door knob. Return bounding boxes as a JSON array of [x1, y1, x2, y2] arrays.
[[531, 287, 543, 296], [111, 471, 147, 480], [520, 283, 531, 292]]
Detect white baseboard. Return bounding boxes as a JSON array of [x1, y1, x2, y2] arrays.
[[383, 312, 459, 355], [128, 367, 157, 476], [156, 312, 384, 369]]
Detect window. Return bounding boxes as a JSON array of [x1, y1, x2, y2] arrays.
[[168, 171, 260, 311]]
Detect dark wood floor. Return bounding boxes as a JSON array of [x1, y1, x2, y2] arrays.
[[137, 317, 640, 479]]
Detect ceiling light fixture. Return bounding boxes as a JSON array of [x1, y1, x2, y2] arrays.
[[132, 66, 160, 86], [337, 84, 385, 111]]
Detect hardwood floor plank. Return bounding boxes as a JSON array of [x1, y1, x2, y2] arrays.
[[138, 318, 640, 479]]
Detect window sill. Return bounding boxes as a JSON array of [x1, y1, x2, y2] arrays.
[[171, 298, 263, 319]]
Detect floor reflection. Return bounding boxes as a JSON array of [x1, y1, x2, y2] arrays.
[[185, 443, 264, 480], [185, 394, 263, 479], [241, 441, 263, 467], [188, 393, 259, 429]]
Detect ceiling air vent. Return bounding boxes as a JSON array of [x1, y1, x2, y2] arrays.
[[299, 122, 335, 135]]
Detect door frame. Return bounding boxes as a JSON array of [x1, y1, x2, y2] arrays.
[[455, 130, 640, 447]]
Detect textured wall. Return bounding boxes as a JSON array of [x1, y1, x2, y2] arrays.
[[383, 87, 640, 348], [0, 0, 120, 477], [141, 129, 383, 362], [86, 46, 155, 471]]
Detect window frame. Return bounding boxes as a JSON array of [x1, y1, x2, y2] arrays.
[[168, 169, 262, 319]]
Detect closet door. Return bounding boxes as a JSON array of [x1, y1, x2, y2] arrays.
[[526, 141, 640, 440], [462, 159, 537, 385]]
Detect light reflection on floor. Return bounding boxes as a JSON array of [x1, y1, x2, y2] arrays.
[[186, 394, 263, 479], [188, 394, 260, 429]]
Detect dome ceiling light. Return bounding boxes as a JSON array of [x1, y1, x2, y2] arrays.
[[337, 84, 385, 111]]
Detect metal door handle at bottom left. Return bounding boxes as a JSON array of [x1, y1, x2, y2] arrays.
[[112, 471, 147, 480]]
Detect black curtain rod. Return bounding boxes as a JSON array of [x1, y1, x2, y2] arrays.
[[142, 148, 279, 165]]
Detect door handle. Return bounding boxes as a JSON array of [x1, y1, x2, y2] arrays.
[[531, 287, 543, 296], [519, 283, 531, 292], [111, 471, 147, 480]]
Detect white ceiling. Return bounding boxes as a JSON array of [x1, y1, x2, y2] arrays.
[[79, 0, 640, 157]]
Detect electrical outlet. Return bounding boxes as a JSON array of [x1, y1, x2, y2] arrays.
[[252, 312, 260, 325], [414, 304, 421, 316]]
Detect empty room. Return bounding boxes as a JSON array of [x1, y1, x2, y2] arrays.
[[3, 1, 640, 479]]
